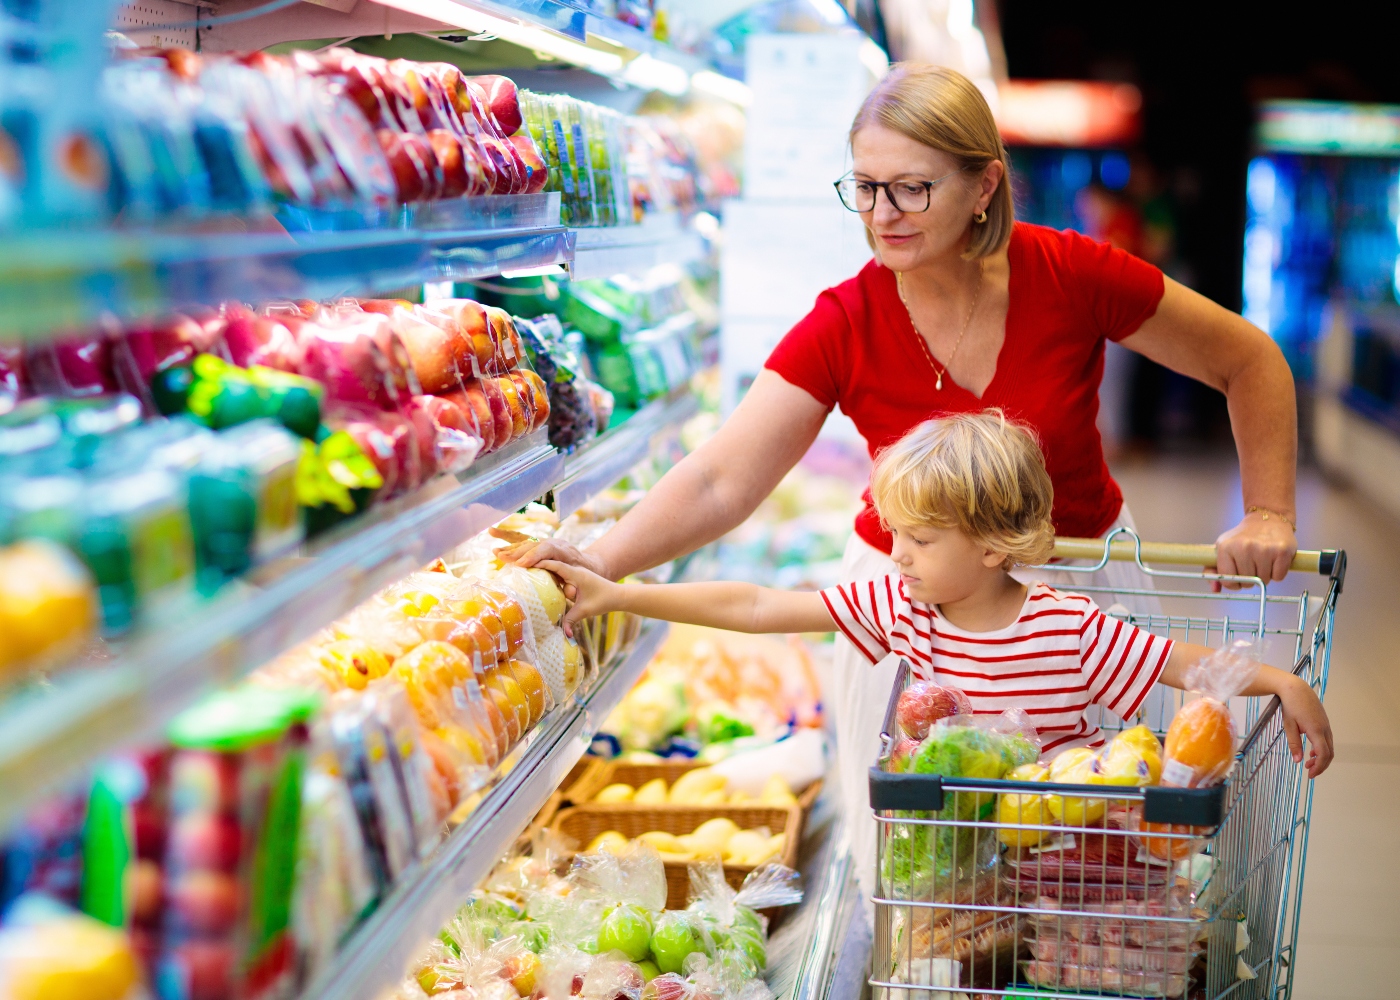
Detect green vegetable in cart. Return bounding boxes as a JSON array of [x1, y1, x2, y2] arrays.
[[910, 724, 1009, 781]]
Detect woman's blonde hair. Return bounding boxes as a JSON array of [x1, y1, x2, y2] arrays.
[[850, 63, 1014, 259], [870, 410, 1055, 568]]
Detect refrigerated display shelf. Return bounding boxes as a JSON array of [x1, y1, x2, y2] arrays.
[[570, 213, 708, 281], [299, 618, 671, 1000], [552, 389, 699, 517], [0, 220, 572, 341], [0, 387, 699, 829]]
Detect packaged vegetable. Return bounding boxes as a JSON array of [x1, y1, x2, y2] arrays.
[[1163, 640, 1258, 789]]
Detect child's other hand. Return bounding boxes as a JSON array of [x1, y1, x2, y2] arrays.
[[537, 559, 619, 638], [1278, 675, 1334, 778]]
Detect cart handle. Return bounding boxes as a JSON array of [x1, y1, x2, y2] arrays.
[[1053, 537, 1343, 577]]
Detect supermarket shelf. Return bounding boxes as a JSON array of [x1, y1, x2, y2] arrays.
[[570, 213, 707, 281], [301, 619, 672, 1000], [552, 389, 700, 518], [0, 435, 562, 830], [767, 808, 861, 1000], [0, 194, 573, 341], [461, 0, 705, 72]]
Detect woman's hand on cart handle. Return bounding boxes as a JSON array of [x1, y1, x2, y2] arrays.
[[1213, 509, 1298, 591], [501, 538, 612, 597]]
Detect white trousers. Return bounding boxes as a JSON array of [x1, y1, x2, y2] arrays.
[[831, 504, 1164, 922]]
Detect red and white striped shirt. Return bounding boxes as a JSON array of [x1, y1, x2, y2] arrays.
[[821, 578, 1171, 755]]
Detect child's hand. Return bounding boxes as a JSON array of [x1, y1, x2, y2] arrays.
[[537, 559, 622, 638], [1276, 674, 1334, 778]]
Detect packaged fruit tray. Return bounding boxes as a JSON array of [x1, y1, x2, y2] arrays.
[[573, 759, 823, 813], [548, 804, 801, 910]]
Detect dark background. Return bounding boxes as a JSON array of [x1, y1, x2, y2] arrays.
[[997, 0, 1400, 448]]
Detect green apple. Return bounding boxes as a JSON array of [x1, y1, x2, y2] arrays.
[[597, 904, 654, 962], [649, 917, 704, 974]]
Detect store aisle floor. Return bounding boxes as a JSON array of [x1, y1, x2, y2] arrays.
[[1113, 455, 1400, 1000]]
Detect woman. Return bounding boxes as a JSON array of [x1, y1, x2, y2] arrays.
[[509, 65, 1300, 904]]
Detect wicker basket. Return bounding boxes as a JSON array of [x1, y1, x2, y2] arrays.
[[548, 804, 802, 910], [580, 759, 823, 813], [559, 756, 608, 805]]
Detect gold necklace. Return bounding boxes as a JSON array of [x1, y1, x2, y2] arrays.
[[896, 260, 985, 392]]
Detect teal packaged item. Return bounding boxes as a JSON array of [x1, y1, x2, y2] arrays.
[[189, 419, 302, 593]]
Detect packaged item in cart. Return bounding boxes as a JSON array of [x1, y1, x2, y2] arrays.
[[885, 875, 1020, 994], [1024, 937, 1201, 975], [1163, 640, 1259, 788], [158, 685, 318, 1000], [1024, 889, 1205, 949], [1019, 959, 1190, 998], [895, 681, 972, 741]]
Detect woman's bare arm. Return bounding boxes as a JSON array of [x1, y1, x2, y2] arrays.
[[1121, 278, 1298, 583], [508, 370, 830, 580]]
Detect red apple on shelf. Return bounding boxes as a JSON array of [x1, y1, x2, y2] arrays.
[[441, 385, 497, 454], [429, 130, 469, 199], [509, 134, 549, 193], [471, 74, 523, 135], [377, 129, 428, 203]]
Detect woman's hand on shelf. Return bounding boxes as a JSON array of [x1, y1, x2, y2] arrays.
[[536, 559, 621, 636], [500, 538, 611, 595]]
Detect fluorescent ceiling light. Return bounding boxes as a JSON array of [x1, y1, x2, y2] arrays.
[[377, 0, 625, 74], [622, 54, 690, 96], [690, 69, 751, 107]]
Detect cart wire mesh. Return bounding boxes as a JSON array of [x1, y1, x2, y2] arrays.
[[867, 529, 1342, 1000]]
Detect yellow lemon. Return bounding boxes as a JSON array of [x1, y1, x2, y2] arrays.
[[594, 783, 635, 804], [634, 779, 669, 805], [1045, 750, 1108, 827]]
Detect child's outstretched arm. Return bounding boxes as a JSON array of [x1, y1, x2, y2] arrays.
[[1159, 642, 1334, 778], [538, 560, 835, 637]]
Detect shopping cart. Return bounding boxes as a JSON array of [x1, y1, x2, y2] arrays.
[[867, 528, 1345, 1000]]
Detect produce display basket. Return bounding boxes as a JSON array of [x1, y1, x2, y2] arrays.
[[581, 758, 823, 812], [549, 803, 802, 910], [560, 756, 608, 804], [866, 529, 1344, 1000]]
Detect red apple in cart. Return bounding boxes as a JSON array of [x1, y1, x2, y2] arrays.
[[509, 133, 549, 193], [471, 75, 523, 135], [895, 681, 973, 740], [887, 736, 919, 772], [428, 130, 469, 198]]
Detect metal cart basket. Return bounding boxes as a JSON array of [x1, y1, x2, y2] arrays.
[[867, 529, 1345, 1000]]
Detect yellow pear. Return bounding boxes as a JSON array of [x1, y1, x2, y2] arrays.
[[586, 831, 628, 853], [594, 783, 635, 804], [633, 779, 669, 805]]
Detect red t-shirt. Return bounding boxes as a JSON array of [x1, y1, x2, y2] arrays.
[[765, 222, 1165, 553]]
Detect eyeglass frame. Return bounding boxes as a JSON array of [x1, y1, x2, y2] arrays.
[[832, 168, 967, 214]]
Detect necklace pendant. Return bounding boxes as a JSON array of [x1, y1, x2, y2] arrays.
[[935, 373, 943, 391]]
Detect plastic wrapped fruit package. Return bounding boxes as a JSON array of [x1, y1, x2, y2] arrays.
[[323, 406, 421, 498], [23, 333, 118, 399], [1162, 640, 1260, 789], [1024, 937, 1202, 975], [407, 394, 482, 476], [482, 305, 526, 375], [363, 299, 480, 394], [895, 681, 973, 741], [295, 310, 407, 412], [391, 641, 500, 771], [1019, 960, 1190, 999]]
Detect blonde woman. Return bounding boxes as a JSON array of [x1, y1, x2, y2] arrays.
[[509, 65, 1303, 907]]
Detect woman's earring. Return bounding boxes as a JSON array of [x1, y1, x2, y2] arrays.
[[975, 210, 988, 224]]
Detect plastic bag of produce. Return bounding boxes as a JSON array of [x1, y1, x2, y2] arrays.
[[895, 681, 972, 741], [684, 861, 803, 976], [1165, 639, 1259, 789]]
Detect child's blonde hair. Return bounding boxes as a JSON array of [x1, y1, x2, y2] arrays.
[[870, 410, 1055, 568]]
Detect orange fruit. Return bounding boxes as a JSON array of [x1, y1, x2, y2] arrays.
[[434, 724, 487, 766], [507, 659, 548, 724], [1163, 697, 1235, 787], [482, 683, 523, 744], [478, 587, 528, 656], [1140, 820, 1201, 861], [474, 689, 511, 759], [483, 669, 531, 734]]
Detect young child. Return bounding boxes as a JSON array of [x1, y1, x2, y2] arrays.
[[542, 411, 1333, 777]]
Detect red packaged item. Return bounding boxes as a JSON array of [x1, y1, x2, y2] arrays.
[[156, 687, 316, 1000], [111, 315, 212, 414], [895, 681, 973, 740], [222, 304, 301, 372], [1020, 960, 1190, 998], [509, 133, 549, 193], [481, 305, 524, 374], [24, 333, 118, 398], [470, 75, 523, 135], [1026, 937, 1200, 975], [375, 130, 436, 203], [509, 369, 551, 433], [241, 51, 355, 205], [368, 301, 476, 395], [428, 299, 496, 376], [440, 384, 498, 455], [326, 406, 421, 498], [0, 344, 26, 414], [296, 310, 411, 412], [407, 395, 482, 475], [493, 375, 531, 441]]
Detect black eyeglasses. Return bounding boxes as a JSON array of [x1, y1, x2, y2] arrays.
[[833, 169, 964, 213]]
